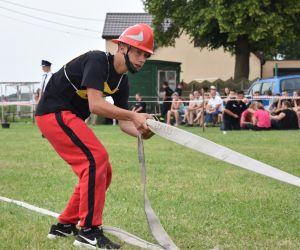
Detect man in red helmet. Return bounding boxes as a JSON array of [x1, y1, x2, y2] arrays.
[[35, 23, 154, 249]]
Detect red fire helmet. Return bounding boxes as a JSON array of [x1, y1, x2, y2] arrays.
[[112, 23, 154, 54]]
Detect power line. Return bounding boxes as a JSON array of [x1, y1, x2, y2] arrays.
[[0, 0, 104, 22], [0, 5, 100, 33], [0, 13, 100, 39]]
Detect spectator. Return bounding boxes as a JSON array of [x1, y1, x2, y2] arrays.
[[132, 93, 146, 113], [269, 94, 281, 115], [223, 87, 230, 97], [271, 101, 299, 130], [240, 102, 258, 129], [183, 93, 196, 125], [166, 92, 182, 126], [222, 90, 247, 130], [204, 86, 223, 126], [185, 91, 202, 126], [175, 82, 183, 96], [248, 91, 263, 106], [35, 60, 52, 103], [251, 102, 271, 130], [193, 92, 209, 127], [292, 90, 300, 128], [161, 81, 174, 121]]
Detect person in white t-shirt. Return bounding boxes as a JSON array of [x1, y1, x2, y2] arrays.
[[35, 60, 53, 103], [205, 86, 223, 126]]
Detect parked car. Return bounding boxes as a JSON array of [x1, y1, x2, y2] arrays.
[[247, 75, 300, 96]]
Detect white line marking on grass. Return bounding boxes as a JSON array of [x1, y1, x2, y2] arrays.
[[0, 196, 163, 250]]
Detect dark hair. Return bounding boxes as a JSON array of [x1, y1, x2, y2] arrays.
[[283, 100, 292, 108], [238, 90, 244, 95]]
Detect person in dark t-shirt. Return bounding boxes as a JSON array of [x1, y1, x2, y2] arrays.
[[161, 81, 174, 120], [35, 24, 154, 249], [222, 90, 247, 130], [271, 101, 299, 130], [132, 93, 146, 113]]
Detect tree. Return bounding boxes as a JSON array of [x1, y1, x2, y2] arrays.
[[267, 40, 300, 60], [144, 0, 300, 80]]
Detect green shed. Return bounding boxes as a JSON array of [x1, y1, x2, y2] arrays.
[[127, 59, 181, 113]]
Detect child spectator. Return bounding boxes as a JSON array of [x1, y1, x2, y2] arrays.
[[166, 92, 182, 126], [132, 93, 146, 113]]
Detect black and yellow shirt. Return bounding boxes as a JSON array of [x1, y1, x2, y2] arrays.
[[36, 51, 129, 120]]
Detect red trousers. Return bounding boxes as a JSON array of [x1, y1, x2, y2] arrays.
[[36, 111, 112, 227]]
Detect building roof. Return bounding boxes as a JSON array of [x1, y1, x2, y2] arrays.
[[102, 13, 152, 39]]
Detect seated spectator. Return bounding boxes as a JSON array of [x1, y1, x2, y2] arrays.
[[204, 86, 223, 126], [185, 91, 203, 126], [292, 90, 300, 128], [271, 101, 299, 130], [222, 90, 247, 130], [248, 91, 263, 107], [167, 92, 182, 126], [281, 90, 292, 104], [132, 93, 146, 113], [194, 92, 209, 126], [240, 102, 258, 129], [269, 94, 281, 115], [183, 93, 197, 126], [251, 102, 271, 130]]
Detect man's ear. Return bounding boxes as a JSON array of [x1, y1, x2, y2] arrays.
[[118, 43, 128, 54]]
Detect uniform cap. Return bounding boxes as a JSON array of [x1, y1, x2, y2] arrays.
[[41, 60, 51, 67]]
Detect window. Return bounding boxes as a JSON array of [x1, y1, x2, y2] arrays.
[[261, 82, 275, 95], [281, 78, 300, 92], [158, 70, 177, 96], [248, 83, 261, 95]]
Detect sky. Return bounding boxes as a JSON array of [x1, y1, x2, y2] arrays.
[[0, 0, 145, 82]]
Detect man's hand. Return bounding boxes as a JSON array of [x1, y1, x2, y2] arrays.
[[142, 129, 154, 140], [132, 112, 151, 134]]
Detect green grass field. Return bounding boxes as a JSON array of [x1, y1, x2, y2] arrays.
[[0, 123, 300, 250]]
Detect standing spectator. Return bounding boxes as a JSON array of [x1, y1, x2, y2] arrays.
[[222, 90, 247, 130], [35, 60, 52, 103], [35, 23, 154, 249], [252, 102, 271, 130], [175, 82, 183, 96], [271, 101, 299, 130], [132, 93, 146, 113], [161, 81, 174, 121], [204, 86, 223, 126]]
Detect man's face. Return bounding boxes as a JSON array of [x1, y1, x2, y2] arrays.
[[282, 91, 288, 97], [135, 94, 141, 101], [42, 65, 50, 73], [193, 91, 199, 98], [229, 91, 236, 99], [210, 89, 216, 96], [127, 46, 150, 72]]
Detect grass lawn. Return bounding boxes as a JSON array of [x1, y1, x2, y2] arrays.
[[0, 123, 300, 250]]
